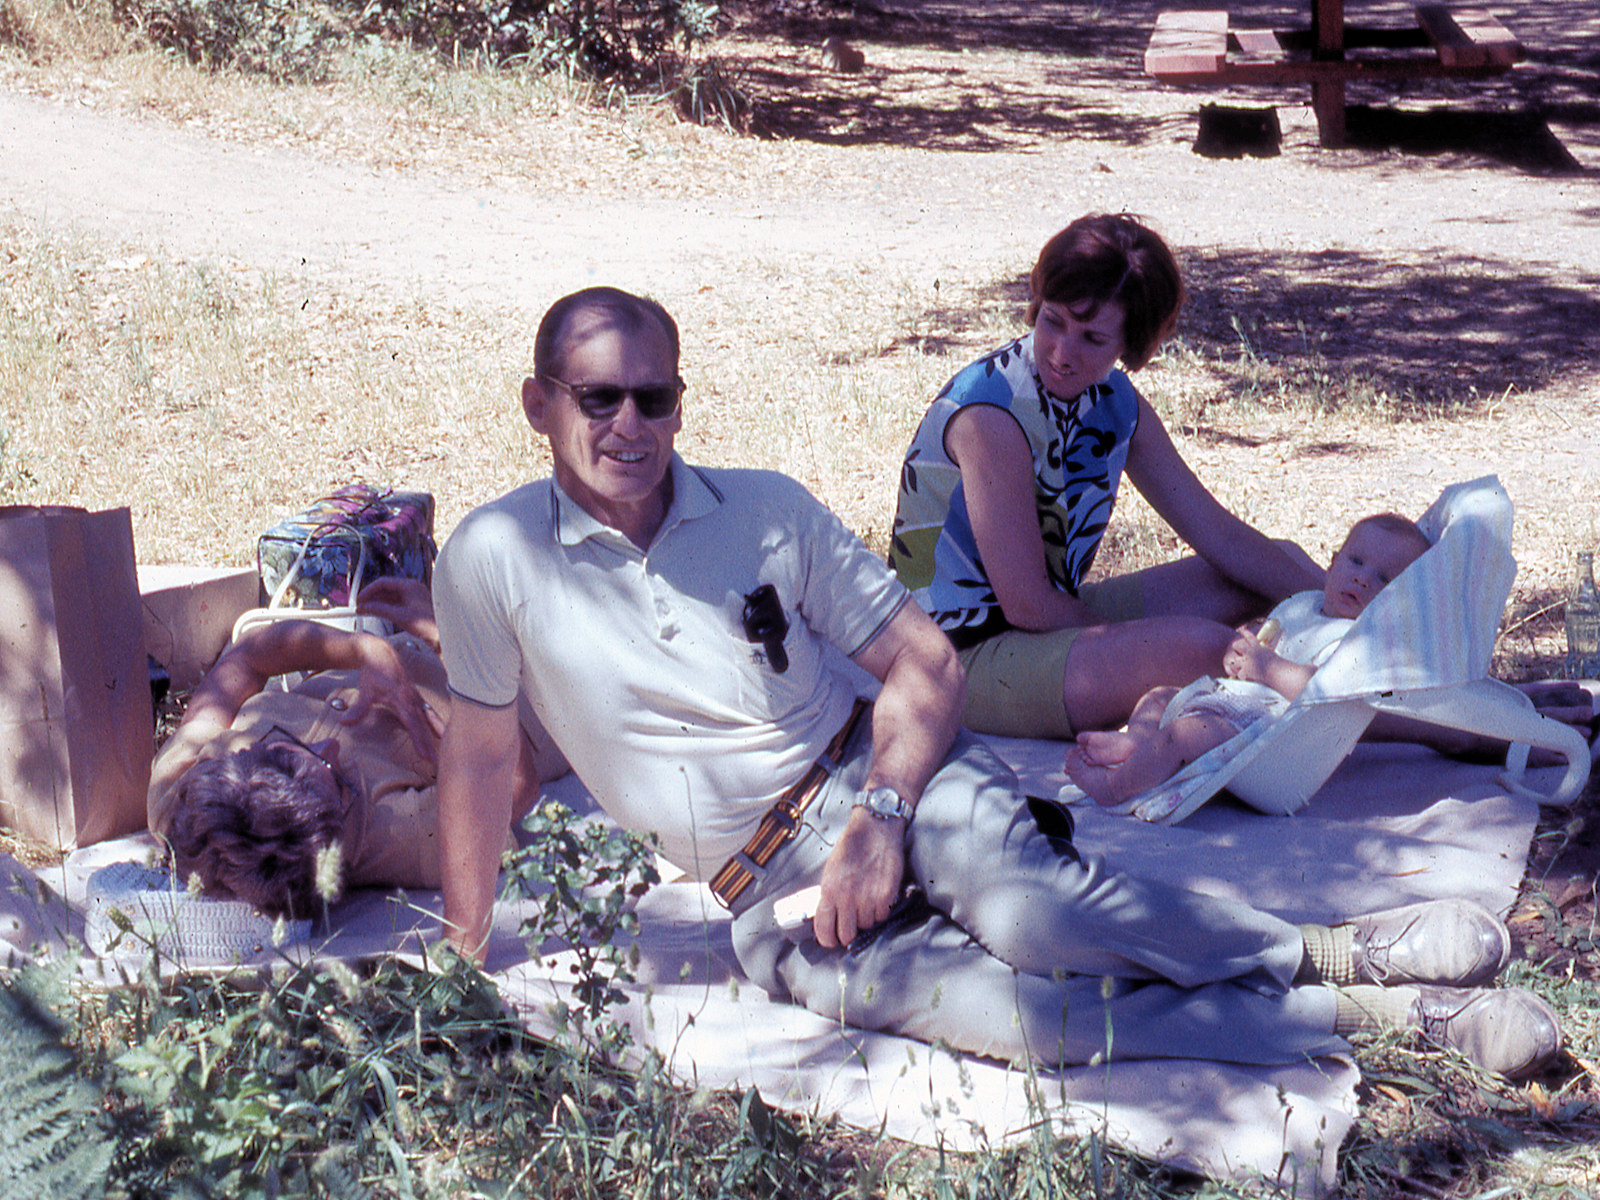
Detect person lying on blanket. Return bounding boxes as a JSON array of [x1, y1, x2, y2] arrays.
[[1065, 512, 1431, 807], [146, 578, 569, 917], [429, 285, 1561, 1079]]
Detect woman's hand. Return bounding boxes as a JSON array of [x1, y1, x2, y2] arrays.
[[357, 577, 439, 649], [341, 634, 444, 763]]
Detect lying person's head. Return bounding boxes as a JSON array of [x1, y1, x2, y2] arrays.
[[163, 727, 359, 917], [1027, 214, 1185, 373], [1322, 512, 1432, 619]]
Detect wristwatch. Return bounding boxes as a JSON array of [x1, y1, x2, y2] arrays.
[[855, 785, 913, 822]]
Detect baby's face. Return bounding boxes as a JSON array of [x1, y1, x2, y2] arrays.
[[1322, 524, 1427, 619]]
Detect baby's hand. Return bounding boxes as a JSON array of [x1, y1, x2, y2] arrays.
[[1223, 630, 1281, 684]]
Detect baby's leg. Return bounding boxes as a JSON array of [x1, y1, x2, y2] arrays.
[[1067, 708, 1239, 807]]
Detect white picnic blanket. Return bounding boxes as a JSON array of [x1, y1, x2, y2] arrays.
[[2, 732, 1555, 1196]]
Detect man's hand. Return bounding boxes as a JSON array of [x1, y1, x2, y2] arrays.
[[340, 635, 443, 763], [813, 808, 907, 949]]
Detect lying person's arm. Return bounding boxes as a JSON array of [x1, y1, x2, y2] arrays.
[[181, 620, 438, 760], [356, 577, 440, 651]]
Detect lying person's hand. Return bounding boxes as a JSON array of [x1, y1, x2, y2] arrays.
[[341, 634, 444, 763], [813, 808, 907, 949], [357, 577, 439, 648]]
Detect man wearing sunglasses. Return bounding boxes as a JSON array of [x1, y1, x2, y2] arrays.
[[148, 578, 568, 917], [431, 286, 1558, 1079]]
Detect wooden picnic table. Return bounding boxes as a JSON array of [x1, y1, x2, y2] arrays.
[[1144, 3, 1525, 146]]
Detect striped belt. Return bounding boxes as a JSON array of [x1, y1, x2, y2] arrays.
[[708, 697, 871, 910]]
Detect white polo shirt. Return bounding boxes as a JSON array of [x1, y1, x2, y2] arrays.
[[434, 456, 908, 877]]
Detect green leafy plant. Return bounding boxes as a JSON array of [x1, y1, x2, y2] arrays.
[[665, 53, 749, 129], [0, 975, 116, 1197], [503, 799, 661, 1058], [112, 0, 347, 81], [110, 0, 722, 83], [103, 947, 563, 1195]]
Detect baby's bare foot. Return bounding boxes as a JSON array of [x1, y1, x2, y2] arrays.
[[1072, 729, 1140, 766], [1063, 744, 1126, 807]]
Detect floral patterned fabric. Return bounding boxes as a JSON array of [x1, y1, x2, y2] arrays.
[[889, 332, 1140, 645], [257, 485, 436, 608]]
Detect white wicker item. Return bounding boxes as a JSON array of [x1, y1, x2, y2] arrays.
[[85, 861, 310, 963]]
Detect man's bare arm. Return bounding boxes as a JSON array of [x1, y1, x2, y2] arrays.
[[438, 697, 524, 963], [810, 603, 965, 950], [851, 602, 967, 808]]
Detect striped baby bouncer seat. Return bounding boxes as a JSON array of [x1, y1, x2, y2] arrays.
[[1106, 475, 1592, 825]]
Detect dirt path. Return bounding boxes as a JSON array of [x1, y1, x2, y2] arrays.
[[3, 0, 1600, 621]]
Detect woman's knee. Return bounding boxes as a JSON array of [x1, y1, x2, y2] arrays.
[[1061, 618, 1230, 729]]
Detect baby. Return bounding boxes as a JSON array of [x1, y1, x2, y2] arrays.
[[1065, 513, 1432, 807]]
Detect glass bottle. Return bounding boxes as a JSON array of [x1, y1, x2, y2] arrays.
[[1564, 550, 1600, 680]]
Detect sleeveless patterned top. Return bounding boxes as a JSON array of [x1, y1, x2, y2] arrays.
[[889, 332, 1140, 646]]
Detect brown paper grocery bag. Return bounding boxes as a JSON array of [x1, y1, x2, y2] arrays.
[[0, 506, 152, 849]]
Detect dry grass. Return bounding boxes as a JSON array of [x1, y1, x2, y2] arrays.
[[0, 204, 1586, 682], [0, 212, 968, 564]]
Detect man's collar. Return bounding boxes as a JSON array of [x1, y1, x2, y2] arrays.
[[550, 455, 720, 549]]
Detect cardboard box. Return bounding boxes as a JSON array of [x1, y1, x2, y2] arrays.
[[138, 565, 260, 691]]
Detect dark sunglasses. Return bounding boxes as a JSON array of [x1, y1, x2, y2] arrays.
[[741, 584, 789, 674], [542, 374, 685, 422]]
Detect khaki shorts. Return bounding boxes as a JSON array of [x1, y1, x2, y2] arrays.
[[956, 574, 1147, 740]]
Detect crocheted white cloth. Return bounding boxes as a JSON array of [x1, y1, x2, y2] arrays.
[[84, 862, 310, 963]]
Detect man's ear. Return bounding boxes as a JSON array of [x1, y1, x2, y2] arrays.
[[522, 375, 548, 433]]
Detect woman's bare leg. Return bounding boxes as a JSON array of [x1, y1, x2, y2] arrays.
[[1122, 543, 1321, 625], [1060, 617, 1234, 732]]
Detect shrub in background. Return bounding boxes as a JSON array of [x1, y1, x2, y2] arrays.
[[104, 0, 723, 83], [110, 0, 345, 81]]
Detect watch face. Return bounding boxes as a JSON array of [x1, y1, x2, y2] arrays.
[[861, 786, 909, 820]]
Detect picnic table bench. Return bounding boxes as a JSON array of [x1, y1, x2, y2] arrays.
[[1144, 3, 1525, 146]]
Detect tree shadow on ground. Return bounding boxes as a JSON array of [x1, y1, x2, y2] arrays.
[[736, 52, 1179, 147], [891, 245, 1600, 412], [721, 0, 1598, 168], [1176, 248, 1600, 408]]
